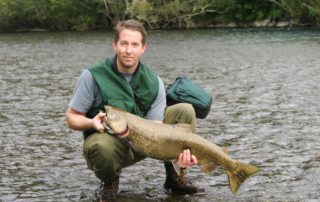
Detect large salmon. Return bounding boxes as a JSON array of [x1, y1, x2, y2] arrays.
[[102, 105, 260, 195]]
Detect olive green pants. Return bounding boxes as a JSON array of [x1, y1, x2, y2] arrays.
[[83, 103, 196, 182]]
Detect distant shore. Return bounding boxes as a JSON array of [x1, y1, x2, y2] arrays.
[[4, 22, 318, 33], [1, 0, 319, 33]]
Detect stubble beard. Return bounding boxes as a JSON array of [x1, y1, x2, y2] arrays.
[[119, 58, 138, 71]]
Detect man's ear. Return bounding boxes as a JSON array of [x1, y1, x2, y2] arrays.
[[141, 43, 147, 54], [113, 40, 117, 51]]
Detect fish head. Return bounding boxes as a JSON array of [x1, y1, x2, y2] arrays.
[[102, 106, 129, 137]]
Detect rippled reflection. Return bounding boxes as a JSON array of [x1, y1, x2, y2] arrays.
[[0, 28, 320, 201]]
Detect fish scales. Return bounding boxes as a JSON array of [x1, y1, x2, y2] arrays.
[[102, 105, 260, 195], [130, 120, 230, 165]]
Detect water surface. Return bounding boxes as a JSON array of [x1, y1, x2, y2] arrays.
[[0, 28, 320, 201]]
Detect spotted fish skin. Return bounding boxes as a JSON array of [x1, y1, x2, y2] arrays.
[[102, 105, 261, 195]]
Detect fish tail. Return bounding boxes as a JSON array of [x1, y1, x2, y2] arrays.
[[225, 162, 261, 195]]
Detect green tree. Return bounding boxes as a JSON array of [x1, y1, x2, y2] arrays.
[[213, 0, 274, 23], [0, 0, 42, 30], [0, 0, 319, 31], [97, 0, 217, 29], [266, 0, 320, 25]]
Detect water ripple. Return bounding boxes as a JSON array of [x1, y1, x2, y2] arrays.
[[0, 28, 320, 201]]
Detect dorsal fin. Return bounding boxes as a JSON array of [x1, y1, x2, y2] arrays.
[[221, 147, 228, 154]]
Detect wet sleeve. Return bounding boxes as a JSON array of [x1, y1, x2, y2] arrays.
[[68, 69, 102, 113], [146, 76, 166, 121]]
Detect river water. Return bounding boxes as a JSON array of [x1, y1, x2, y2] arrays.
[[0, 28, 319, 202]]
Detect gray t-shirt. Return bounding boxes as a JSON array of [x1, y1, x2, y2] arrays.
[[69, 69, 166, 120]]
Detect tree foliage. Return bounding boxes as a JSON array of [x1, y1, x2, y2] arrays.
[[0, 0, 319, 31]]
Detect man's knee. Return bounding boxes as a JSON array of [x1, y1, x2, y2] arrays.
[[176, 103, 196, 117], [164, 103, 196, 133], [165, 103, 195, 122], [83, 132, 129, 181]]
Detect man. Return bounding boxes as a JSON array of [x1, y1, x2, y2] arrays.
[[66, 20, 205, 200]]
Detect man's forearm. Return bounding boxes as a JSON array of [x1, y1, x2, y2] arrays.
[[66, 108, 106, 132], [66, 108, 93, 131]]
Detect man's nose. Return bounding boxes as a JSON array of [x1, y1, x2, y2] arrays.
[[126, 45, 133, 54]]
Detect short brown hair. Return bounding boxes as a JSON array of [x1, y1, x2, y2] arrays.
[[114, 20, 147, 45]]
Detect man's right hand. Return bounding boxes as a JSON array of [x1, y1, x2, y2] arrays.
[[91, 112, 106, 133], [66, 108, 106, 132]]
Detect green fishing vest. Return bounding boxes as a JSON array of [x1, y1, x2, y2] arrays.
[[83, 56, 159, 139]]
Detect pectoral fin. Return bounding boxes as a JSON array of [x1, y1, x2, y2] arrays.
[[121, 139, 146, 157]]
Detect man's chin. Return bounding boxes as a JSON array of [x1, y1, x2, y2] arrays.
[[123, 63, 134, 68], [119, 62, 136, 71]]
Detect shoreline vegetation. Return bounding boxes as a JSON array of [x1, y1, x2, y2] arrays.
[[1, 0, 320, 33]]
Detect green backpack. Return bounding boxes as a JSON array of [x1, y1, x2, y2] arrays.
[[166, 77, 212, 119]]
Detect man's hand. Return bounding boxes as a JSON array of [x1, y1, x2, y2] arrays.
[[177, 149, 197, 168], [92, 112, 106, 133], [91, 112, 107, 133], [66, 108, 106, 132]]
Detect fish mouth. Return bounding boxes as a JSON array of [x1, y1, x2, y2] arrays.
[[102, 106, 128, 136], [102, 121, 113, 135], [102, 121, 129, 137]]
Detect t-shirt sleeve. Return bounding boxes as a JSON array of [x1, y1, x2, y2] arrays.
[[68, 69, 102, 113], [146, 76, 167, 121]]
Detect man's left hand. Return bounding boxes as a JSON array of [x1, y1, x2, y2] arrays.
[[177, 149, 197, 168]]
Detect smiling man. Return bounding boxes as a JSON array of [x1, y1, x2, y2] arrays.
[[113, 28, 146, 73], [66, 20, 205, 200]]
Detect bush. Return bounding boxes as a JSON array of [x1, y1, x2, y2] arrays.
[[0, 0, 319, 31]]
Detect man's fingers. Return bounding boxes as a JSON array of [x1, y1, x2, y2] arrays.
[[91, 112, 106, 132], [191, 155, 198, 165], [186, 149, 191, 161], [178, 149, 197, 168], [182, 150, 187, 165], [186, 150, 191, 162], [179, 153, 183, 161], [99, 112, 106, 118]]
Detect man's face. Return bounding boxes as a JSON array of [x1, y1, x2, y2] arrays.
[[113, 29, 146, 73]]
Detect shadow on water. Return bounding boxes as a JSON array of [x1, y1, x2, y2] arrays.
[[0, 28, 320, 201]]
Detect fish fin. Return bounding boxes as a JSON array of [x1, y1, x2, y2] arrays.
[[199, 162, 219, 173], [172, 124, 192, 132], [121, 139, 146, 157], [225, 163, 261, 195], [221, 147, 228, 154], [172, 161, 181, 176], [198, 147, 228, 173]]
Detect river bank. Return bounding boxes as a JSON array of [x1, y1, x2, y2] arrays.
[[3, 19, 319, 33], [1, 0, 320, 33]]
